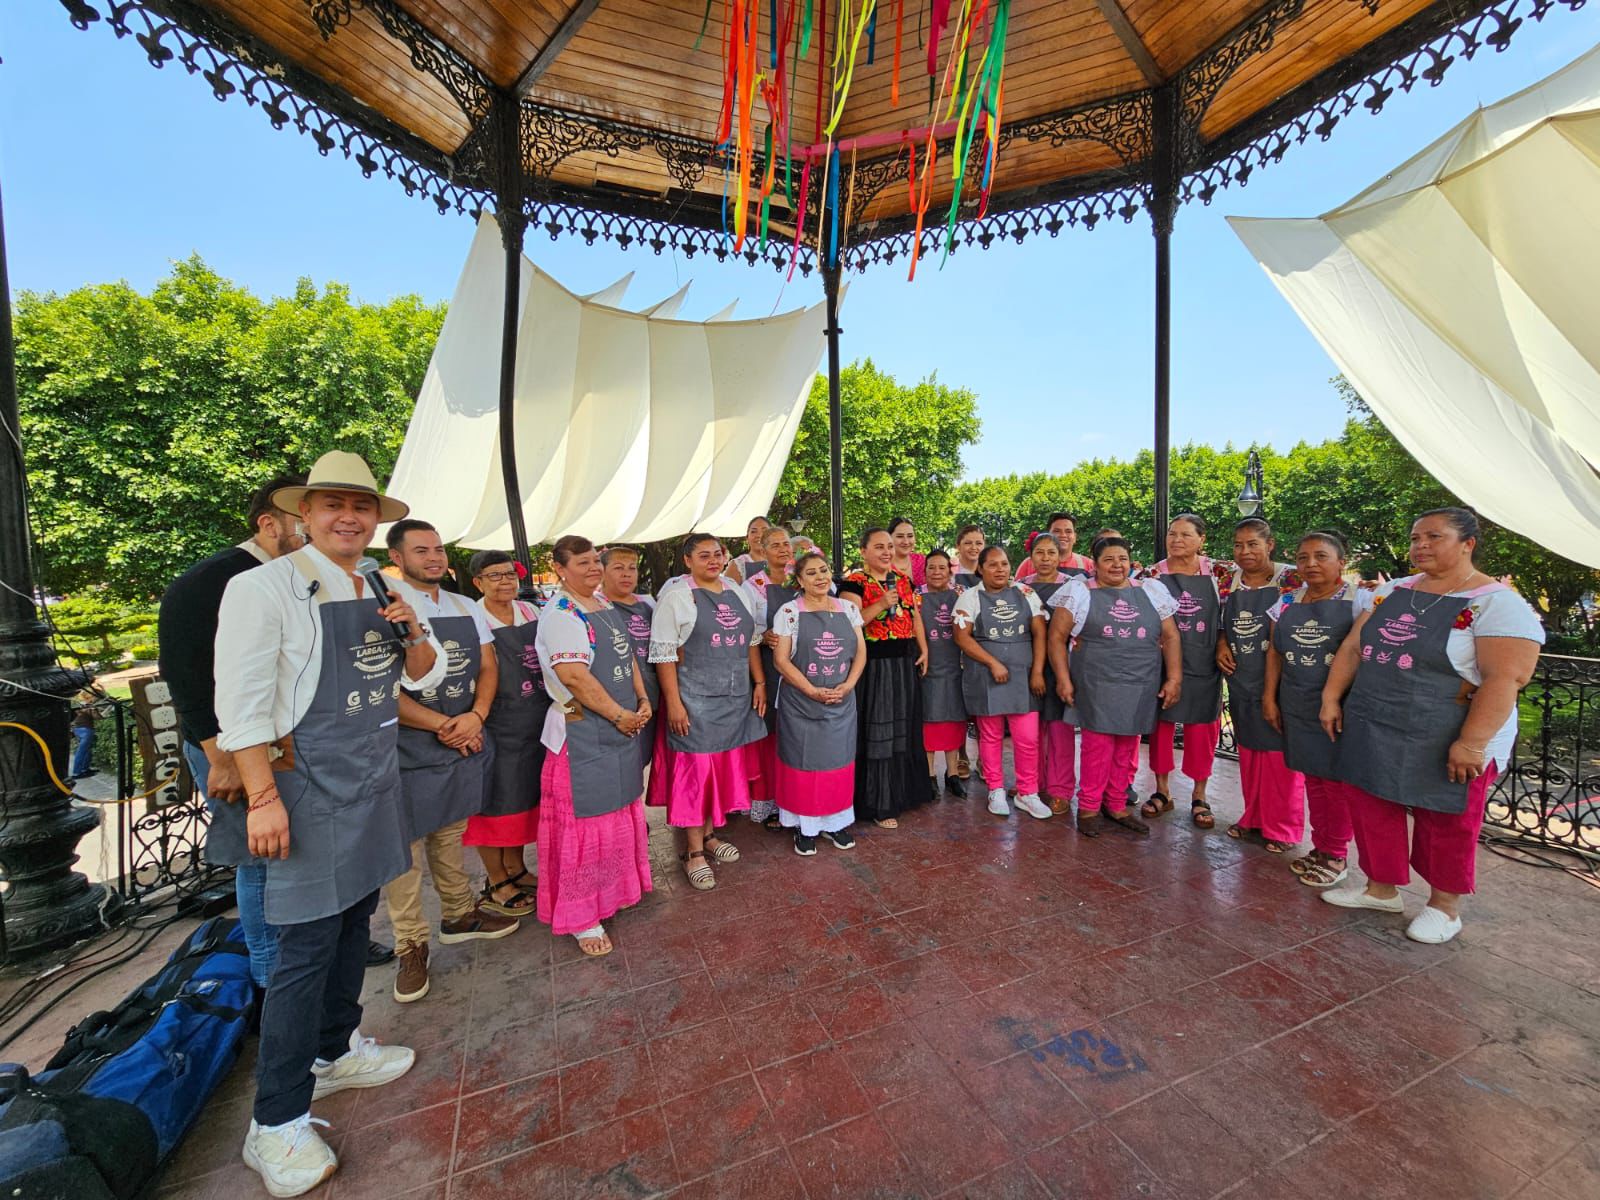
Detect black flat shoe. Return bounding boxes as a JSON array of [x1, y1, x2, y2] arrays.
[[946, 775, 967, 799], [1105, 809, 1151, 838], [930, 778, 942, 805], [366, 940, 395, 966]]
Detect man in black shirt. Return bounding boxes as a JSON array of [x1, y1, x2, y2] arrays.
[[159, 475, 304, 987]]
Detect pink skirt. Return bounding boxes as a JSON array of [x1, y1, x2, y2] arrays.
[[747, 733, 779, 802], [646, 723, 753, 829], [537, 747, 652, 937], [774, 760, 855, 819], [923, 720, 966, 753], [463, 808, 538, 848]]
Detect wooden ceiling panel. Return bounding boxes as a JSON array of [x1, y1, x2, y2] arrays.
[[1124, 0, 1261, 77], [211, 0, 473, 151], [398, 0, 562, 87], [1199, 0, 1434, 143]]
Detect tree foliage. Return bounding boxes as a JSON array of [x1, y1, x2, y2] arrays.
[[15, 256, 443, 599]]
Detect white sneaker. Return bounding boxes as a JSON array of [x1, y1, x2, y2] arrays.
[[1405, 905, 1463, 944], [987, 788, 1011, 817], [1320, 887, 1404, 913], [242, 1115, 337, 1198], [1013, 793, 1052, 820], [310, 1029, 415, 1100]]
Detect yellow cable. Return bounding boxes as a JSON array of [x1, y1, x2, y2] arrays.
[[0, 720, 180, 805]]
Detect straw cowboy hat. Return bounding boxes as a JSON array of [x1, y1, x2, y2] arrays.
[[271, 451, 410, 523]]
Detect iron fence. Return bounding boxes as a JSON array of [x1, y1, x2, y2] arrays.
[[1485, 653, 1600, 856]]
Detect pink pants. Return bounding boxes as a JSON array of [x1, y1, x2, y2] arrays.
[[1151, 720, 1219, 781], [1077, 731, 1139, 816], [1345, 764, 1496, 895], [1237, 747, 1306, 844], [1043, 722, 1077, 799], [975, 712, 1040, 794], [1305, 775, 1354, 859]]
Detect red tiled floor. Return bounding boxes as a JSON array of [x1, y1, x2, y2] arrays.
[[89, 754, 1598, 1200]]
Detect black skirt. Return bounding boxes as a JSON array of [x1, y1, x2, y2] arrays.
[[853, 638, 927, 821]]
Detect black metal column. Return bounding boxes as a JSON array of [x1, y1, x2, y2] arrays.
[[1150, 84, 1178, 557], [822, 263, 845, 568], [492, 94, 534, 586], [0, 176, 103, 964]]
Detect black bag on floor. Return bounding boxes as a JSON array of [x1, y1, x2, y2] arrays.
[[0, 917, 254, 1198]]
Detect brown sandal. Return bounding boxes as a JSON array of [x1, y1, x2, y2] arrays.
[[1190, 800, 1215, 829], [1262, 839, 1291, 854], [1105, 809, 1151, 837], [1076, 812, 1102, 838], [1226, 821, 1259, 841], [1140, 792, 1173, 819]]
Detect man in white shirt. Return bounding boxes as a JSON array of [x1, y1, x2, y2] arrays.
[[383, 520, 517, 1006], [215, 452, 443, 1197]]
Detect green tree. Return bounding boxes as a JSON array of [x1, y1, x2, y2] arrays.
[[15, 257, 443, 600], [772, 359, 980, 556], [46, 592, 158, 662]]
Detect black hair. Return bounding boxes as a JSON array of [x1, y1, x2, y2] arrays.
[[385, 518, 437, 550], [955, 524, 985, 542], [1046, 511, 1077, 529], [680, 531, 722, 563], [1029, 532, 1062, 555], [599, 545, 640, 566], [859, 525, 890, 550], [1297, 529, 1348, 558], [1169, 512, 1207, 537], [469, 549, 514, 576], [1416, 507, 1480, 553], [746, 515, 771, 534], [792, 550, 831, 580], [925, 548, 952, 566], [248, 473, 305, 532], [1091, 535, 1133, 563], [552, 534, 595, 566], [977, 545, 1010, 570], [887, 516, 914, 535], [1233, 517, 1273, 540]]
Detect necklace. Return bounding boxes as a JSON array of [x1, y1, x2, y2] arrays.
[[1301, 581, 1346, 604], [1407, 566, 1476, 615]]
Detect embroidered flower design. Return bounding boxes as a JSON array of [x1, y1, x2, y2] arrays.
[[1371, 593, 1387, 607], [1454, 606, 1476, 630]]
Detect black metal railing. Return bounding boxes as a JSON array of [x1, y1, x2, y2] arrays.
[[1486, 653, 1600, 856]]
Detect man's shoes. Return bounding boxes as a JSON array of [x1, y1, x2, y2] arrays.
[[393, 943, 429, 1003], [823, 828, 856, 850], [310, 1029, 416, 1100], [946, 775, 967, 799], [1047, 793, 1071, 816], [438, 904, 519, 944], [794, 832, 818, 857], [365, 940, 395, 967], [987, 788, 1011, 817], [1014, 793, 1053, 820], [242, 1115, 338, 1198]]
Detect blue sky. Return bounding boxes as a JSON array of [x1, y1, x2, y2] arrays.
[[4, 3, 1596, 480]]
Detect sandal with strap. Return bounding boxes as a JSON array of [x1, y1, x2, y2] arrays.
[[506, 869, 539, 896], [1140, 791, 1173, 819], [682, 850, 716, 891], [1298, 854, 1349, 889], [704, 835, 740, 863], [480, 879, 536, 917], [1288, 851, 1318, 876], [1226, 822, 1259, 842], [762, 812, 783, 831], [1262, 839, 1292, 855], [1191, 799, 1215, 829], [575, 925, 613, 957]]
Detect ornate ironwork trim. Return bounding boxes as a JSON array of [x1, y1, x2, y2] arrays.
[[1177, 0, 1309, 168], [303, 0, 492, 122]]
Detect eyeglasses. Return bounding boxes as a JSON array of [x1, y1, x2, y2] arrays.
[[476, 570, 519, 583]]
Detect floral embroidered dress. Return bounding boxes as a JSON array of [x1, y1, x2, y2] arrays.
[[838, 570, 926, 821]]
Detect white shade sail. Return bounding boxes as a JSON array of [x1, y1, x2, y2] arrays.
[[388, 214, 830, 548], [1229, 43, 1600, 569]]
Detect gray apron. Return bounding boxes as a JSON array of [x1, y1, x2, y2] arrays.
[[1223, 585, 1283, 753], [1069, 585, 1163, 737], [1158, 571, 1222, 725], [960, 586, 1036, 717], [1060, 564, 1090, 580], [563, 606, 646, 817], [480, 604, 548, 818], [777, 605, 858, 773], [610, 597, 659, 766], [953, 571, 981, 590], [263, 583, 411, 925], [397, 606, 492, 841], [919, 588, 967, 724], [1338, 587, 1478, 814], [668, 586, 768, 754], [756, 577, 800, 735], [1271, 585, 1359, 779], [1029, 580, 1066, 719]]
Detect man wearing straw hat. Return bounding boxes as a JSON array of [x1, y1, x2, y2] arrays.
[[216, 451, 444, 1197]]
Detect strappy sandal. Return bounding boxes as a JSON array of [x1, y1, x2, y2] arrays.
[[1190, 799, 1215, 829], [575, 926, 613, 957], [506, 869, 539, 896], [1226, 822, 1259, 842], [704, 835, 740, 863], [480, 879, 536, 917], [1288, 851, 1317, 876], [1262, 839, 1292, 855], [1297, 854, 1349, 889], [874, 818, 899, 829], [682, 850, 716, 891], [762, 813, 783, 831], [1140, 791, 1173, 819], [1105, 809, 1151, 838]]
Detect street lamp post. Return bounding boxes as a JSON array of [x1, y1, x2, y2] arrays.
[[1237, 450, 1265, 518]]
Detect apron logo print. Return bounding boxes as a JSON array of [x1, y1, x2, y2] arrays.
[[806, 662, 818, 675], [713, 603, 742, 630], [391, 680, 401, 699], [353, 629, 399, 675], [1136, 627, 1148, 639], [1233, 611, 1263, 640], [1361, 645, 1373, 660], [611, 627, 631, 658], [421, 688, 438, 701], [814, 632, 844, 659], [1176, 591, 1202, 617], [1398, 653, 1414, 670], [991, 599, 1020, 623], [367, 687, 386, 706], [521, 681, 535, 695], [442, 639, 470, 675], [1291, 621, 1330, 647], [521, 647, 540, 672], [627, 613, 650, 640], [1377, 613, 1421, 645], [1376, 650, 1393, 664], [345, 690, 362, 715], [445, 683, 466, 698], [935, 607, 954, 627]]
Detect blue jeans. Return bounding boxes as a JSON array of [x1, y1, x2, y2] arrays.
[[70, 725, 94, 777], [185, 741, 279, 987]]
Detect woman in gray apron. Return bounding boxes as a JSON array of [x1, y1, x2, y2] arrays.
[[1025, 533, 1075, 814], [952, 524, 986, 589], [1215, 518, 1305, 853], [1263, 531, 1369, 888], [742, 526, 798, 828], [772, 550, 867, 855], [535, 536, 653, 958], [955, 546, 1050, 820], [648, 532, 768, 890], [919, 550, 968, 801], [1046, 536, 1182, 837], [462, 550, 548, 914], [1142, 514, 1227, 829], [1317, 508, 1543, 945], [600, 545, 659, 774]]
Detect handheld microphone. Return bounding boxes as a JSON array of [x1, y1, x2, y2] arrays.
[[354, 556, 412, 643]]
